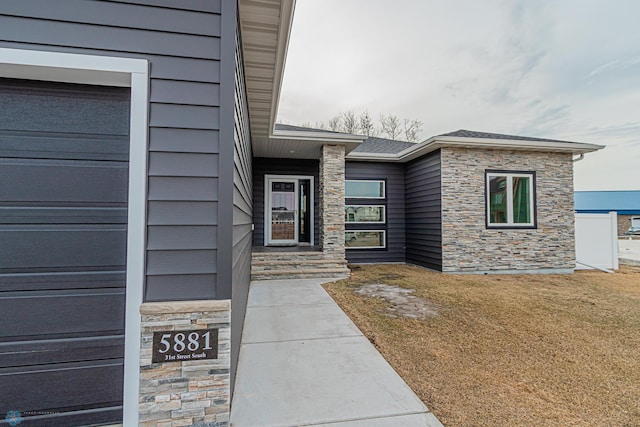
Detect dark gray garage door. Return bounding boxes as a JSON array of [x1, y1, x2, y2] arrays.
[[0, 78, 130, 426]]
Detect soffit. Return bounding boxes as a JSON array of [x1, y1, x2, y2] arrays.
[[238, 0, 294, 141]]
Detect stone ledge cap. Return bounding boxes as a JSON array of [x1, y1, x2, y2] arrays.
[[140, 299, 231, 315]]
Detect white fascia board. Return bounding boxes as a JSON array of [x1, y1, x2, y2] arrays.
[[429, 136, 605, 154], [271, 130, 367, 144], [347, 136, 605, 162]]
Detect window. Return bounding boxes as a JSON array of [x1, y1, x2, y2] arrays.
[[345, 205, 385, 223], [486, 171, 535, 228], [345, 180, 385, 198], [345, 231, 386, 249]]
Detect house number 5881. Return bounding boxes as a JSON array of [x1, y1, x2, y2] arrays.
[[152, 328, 219, 363], [158, 331, 213, 353]]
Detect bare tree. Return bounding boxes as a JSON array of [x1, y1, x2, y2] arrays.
[[403, 118, 423, 143], [340, 111, 359, 134], [379, 114, 401, 140], [327, 115, 342, 132], [295, 111, 422, 142], [359, 111, 377, 136]]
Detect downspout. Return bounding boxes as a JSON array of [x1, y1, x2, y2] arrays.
[[572, 153, 584, 162]]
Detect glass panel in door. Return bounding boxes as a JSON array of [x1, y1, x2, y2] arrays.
[[270, 181, 297, 243]]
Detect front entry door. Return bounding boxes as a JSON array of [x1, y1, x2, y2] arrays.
[[269, 179, 298, 244], [266, 176, 313, 246]]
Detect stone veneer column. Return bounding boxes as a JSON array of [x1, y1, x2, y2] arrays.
[[319, 144, 346, 259], [139, 300, 230, 427]]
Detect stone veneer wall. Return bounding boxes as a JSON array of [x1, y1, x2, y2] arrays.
[[440, 147, 575, 273], [139, 300, 231, 427], [319, 144, 346, 259]]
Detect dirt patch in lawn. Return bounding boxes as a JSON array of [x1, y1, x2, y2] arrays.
[[324, 264, 640, 426], [354, 283, 439, 319]]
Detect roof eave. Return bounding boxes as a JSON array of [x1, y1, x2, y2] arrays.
[[268, 1, 295, 139], [272, 129, 366, 144], [347, 137, 605, 162], [239, 0, 296, 141]]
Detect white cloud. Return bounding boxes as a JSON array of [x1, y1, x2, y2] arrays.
[[278, 0, 640, 190]]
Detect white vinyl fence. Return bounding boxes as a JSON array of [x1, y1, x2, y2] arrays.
[[575, 212, 619, 270]]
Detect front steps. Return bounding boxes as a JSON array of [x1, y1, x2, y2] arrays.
[[251, 250, 350, 280]]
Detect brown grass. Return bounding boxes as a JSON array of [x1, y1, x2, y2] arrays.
[[323, 264, 640, 426]]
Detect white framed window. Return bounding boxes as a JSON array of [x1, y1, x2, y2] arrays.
[[345, 205, 385, 223], [486, 170, 536, 228], [345, 180, 385, 199], [345, 230, 386, 249]]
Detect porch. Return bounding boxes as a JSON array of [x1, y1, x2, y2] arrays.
[[251, 140, 357, 280]]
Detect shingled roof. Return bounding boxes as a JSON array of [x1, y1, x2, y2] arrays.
[[438, 129, 579, 144], [350, 136, 415, 154], [275, 123, 416, 154]]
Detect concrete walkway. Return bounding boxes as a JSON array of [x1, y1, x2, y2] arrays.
[[230, 278, 443, 427], [619, 238, 640, 266]]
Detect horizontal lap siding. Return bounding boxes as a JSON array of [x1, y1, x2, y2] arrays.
[[253, 158, 320, 246], [345, 162, 405, 263], [0, 0, 223, 301], [405, 151, 442, 271], [231, 24, 252, 392]]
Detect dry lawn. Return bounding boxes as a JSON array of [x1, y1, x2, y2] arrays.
[[323, 264, 640, 426]]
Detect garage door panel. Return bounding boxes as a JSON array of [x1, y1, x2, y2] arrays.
[[0, 131, 129, 161], [0, 207, 127, 224], [0, 159, 128, 203], [0, 336, 124, 368], [9, 407, 123, 427], [0, 226, 126, 272], [0, 77, 129, 425], [0, 360, 124, 415], [0, 271, 125, 292], [0, 289, 125, 339], [1, 81, 130, 135]]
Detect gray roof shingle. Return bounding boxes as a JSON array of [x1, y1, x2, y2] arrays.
[[438, 129, 577, 144], [351, 136, 416, 154], [274, 125, 583, 155]]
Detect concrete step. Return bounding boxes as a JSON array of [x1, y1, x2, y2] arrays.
[[251, 267, 350, 281], [251, 252, 327, 262], [252, 259, 348, 271], [251, 249, 351, 280]]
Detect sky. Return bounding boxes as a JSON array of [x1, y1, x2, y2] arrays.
[[277, 0, 640, 191]]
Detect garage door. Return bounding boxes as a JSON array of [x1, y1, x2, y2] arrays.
[[0, 78, 130, 426]]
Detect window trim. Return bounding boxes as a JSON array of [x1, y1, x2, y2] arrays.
[[485, 170, 537, 229], [345, 205, 386, 224], [345, 179, 386, 199], [345, 230, 387, 249]]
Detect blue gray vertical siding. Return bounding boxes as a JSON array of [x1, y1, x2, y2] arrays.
[[405, 150, 443, 271], [345, 162, 406, 263], [0, 0, 224, 301], [253, 158, 320, 246]]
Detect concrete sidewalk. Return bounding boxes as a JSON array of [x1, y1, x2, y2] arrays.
[[230, 278, 443, 427], [619, 238, 640, 266]]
